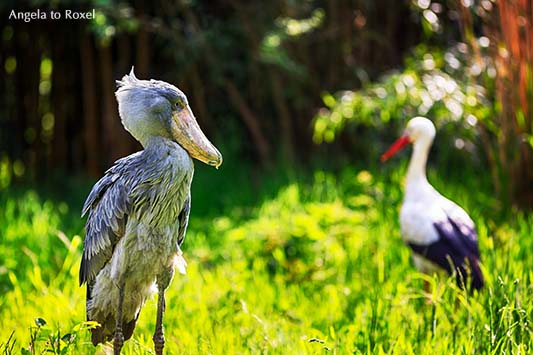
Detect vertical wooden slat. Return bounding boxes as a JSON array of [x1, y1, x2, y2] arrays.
[[15, 24, 41, 179], [102, 42, 135, 163], [81, 33, 100, 176], [51, 24, 68, 171]]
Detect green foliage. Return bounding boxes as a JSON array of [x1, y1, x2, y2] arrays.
[[90, 9, 139, 44], [313, 44, 494, 166], [0, 187, 84, 292], [20, 318, 98, 355], [1, 166, 532, 354], [260, 8, 325, 76]]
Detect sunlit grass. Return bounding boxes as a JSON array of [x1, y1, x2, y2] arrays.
[[0, 166, 532, 354]]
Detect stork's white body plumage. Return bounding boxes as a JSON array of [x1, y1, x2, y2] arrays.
[[401, 178, 477, 274], [382, 117, 483, 290]]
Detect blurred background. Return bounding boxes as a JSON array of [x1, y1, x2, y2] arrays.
[[1, 0, 531, 208], [1, 1, 533, 354]]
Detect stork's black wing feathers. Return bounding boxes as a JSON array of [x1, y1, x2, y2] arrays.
[[408, 216, 484, 290], [446, 216, 480, 256]]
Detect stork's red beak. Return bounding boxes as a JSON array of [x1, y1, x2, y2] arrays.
[[381, 135, 411, 162]]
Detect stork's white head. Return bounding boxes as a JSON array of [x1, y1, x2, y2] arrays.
[[404, 117, 436, 144], [381, 117, 436, 161]]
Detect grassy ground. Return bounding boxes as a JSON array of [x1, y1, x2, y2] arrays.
[[0, 163, 532, 354]]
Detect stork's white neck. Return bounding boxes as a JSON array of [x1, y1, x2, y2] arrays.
[[405, 140, 431, 191]]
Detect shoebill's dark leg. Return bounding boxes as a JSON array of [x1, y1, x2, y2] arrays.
[[153, 269, 174, 355], [114, 285, 125, 355]]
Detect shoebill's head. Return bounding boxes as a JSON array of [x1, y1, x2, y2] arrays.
[[115, 68, 222, 168]]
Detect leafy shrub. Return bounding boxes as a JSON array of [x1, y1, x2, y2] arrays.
[[312, 44, 494, 167]]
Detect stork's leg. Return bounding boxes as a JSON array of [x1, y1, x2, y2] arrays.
[[114, 285, 125, 355], [153, 270, 173, 355], [424, 280, 430, 294], [424, 280, 433, 305]]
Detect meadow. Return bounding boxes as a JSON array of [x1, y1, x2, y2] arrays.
[[0, 162, 532, 355]]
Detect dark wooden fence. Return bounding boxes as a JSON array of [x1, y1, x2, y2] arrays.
[[0, 0, 420, 178]]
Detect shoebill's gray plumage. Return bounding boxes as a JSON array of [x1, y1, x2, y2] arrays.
[[80, 69, 222, 355]]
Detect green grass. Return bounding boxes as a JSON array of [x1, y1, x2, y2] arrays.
[[0, 164, 532, 354]]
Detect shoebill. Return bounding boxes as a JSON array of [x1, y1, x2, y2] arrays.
[[79, 69, 222, 355], [381, 117, 483, 292]]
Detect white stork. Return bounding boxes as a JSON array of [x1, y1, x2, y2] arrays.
[[381, 117, 484, 291]]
